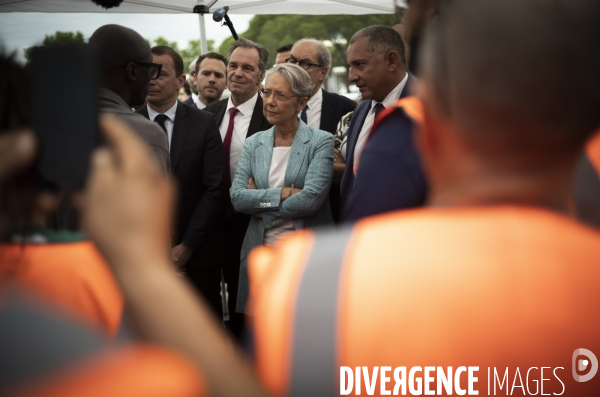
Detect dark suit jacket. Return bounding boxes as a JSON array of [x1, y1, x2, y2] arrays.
[[181, 97, 194, 106], [340, 78, 413, 219], [204, 95, 273, 266], [319, 90, 356, 134], [137, 102, 228, 270], [342, 103, 427, 222]]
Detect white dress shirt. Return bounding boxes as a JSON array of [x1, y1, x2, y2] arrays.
[[300, 88, 323, 129], [352, 73, 409, 171], [219, 93, 259, 182], [195, 100, 207, 110], [147, 100, 178, 150]]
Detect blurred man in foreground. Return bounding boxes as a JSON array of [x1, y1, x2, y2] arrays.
[[89, 24, 170, 172], [248, 0, 600, 395]]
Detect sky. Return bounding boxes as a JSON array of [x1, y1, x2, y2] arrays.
[[0, 12, 254, 62]]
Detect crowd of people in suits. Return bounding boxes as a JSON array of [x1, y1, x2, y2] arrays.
[[1, 0, 600, 394], [75, 22, 427, 340]]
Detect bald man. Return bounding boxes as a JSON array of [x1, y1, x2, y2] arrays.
[[89, 24, 170, 171]]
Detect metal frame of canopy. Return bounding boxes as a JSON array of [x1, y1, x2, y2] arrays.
[[0, 0, 395, 56]]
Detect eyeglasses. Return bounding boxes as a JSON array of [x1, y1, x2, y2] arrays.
[[133, 60, 162, 80], [286, 57, 322, 70], [262, 89, 297, 102]]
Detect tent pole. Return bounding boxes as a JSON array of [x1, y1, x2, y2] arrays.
[[197, 0, 208, 54]]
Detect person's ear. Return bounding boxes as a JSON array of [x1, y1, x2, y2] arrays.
[[258, 70, 266, 86], [386, 50, 400, 72], [177, 73, 186, 90], [318, 67, 327, 82], [297, 97, 309, 112], [125, 62, 137, 81]]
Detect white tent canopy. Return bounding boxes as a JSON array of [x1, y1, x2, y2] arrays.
[[0, 0, 395, 14], [0, 0, 395, 55]]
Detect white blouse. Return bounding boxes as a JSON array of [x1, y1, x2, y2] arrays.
[[264, 147, 295, 246]]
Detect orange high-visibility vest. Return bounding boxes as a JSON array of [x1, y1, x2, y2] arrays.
[[7, 345, 205, 397], [249, 206, 600, 396], [0, 242, 123, 336], [572, 130, 600, 228]]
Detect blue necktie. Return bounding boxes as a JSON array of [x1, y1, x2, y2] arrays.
[[300, 107, 308, 123]]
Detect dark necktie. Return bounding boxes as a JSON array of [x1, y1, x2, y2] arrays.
[[154, 114, 169, 136], [355, 103, 386, 176], [300, 107, 308, 123], [369, 103, 385, 137], [223, 107, 239, 216]]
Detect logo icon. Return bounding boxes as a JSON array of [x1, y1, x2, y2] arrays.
[[572, 348, 598, 382]]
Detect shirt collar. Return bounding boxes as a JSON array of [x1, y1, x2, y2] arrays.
[[370, 73, 409, 112], [306, 87, 323, 110], [226, 92, 259, 116], [147, 100, 178, 121]]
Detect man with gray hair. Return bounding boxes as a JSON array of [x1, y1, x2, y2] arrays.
[[340, 25, 425, 222], [288, 38, 355, 134], [288, 38, 356, 222], [205, 38, 272, 341]]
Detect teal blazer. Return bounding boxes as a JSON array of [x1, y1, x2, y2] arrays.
[[230, 120, 334, 313]]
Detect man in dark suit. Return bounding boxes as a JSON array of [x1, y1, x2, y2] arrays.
[[287, 38, 356, 221], [137, 45, 228, 319], [340, 25, 425, 222], [205, 38, 271, 340]]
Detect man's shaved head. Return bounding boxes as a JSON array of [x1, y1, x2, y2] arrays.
[[421, 0, 600, 159], [90, 24, 150, 70], [89, 24, 153, 106]]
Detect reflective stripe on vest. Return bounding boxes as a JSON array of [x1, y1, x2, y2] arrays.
[[289, 227, 354, 397]]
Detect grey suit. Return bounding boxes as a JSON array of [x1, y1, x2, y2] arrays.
[[98, 88, 170, 171], [230, 121, 334, 313]]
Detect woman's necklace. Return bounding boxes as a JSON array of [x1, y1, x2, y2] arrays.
[[274, 133, 294, 147]]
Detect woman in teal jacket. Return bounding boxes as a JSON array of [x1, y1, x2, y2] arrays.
[[230, 63, 334, 314]]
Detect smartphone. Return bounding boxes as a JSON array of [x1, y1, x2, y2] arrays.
[[31, 45, 99, 190]]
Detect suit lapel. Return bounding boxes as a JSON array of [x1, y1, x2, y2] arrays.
[[319, 90, 332, 131], [214, 100, 227, 128], [254, 127, 274, 189], [170, 103, 188, 172], [138, 106, 150, 119], [345, 100, 371, 170], [284, 122, 311, 187], [247, 95, 266, 138]]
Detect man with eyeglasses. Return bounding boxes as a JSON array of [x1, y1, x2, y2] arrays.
[[288, 39, 355, 135], [287, 38, 356, 222], [89, 24, 170, 172]]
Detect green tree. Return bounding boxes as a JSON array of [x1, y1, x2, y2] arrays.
[[217, 14, 397, 69], [24, 31, 86, 62], [149, 37, 215, 73]]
